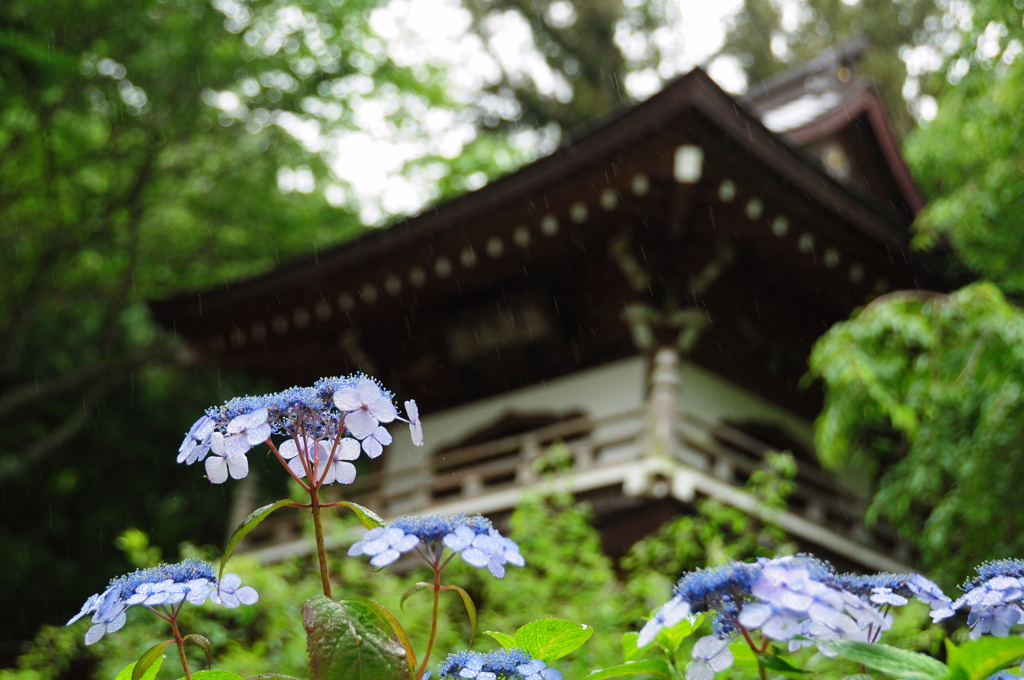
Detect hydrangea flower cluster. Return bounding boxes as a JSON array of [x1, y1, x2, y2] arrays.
[[348, 513, 525, 577], [176, 376, 422, 485], [439, 649, 560, 680], [638, 556, 948, 680], [932, 559, 1024, 638], [66, 559, 258, 645]]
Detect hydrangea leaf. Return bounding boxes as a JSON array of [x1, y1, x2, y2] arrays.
[[584, 659, 672, 680], [303, 594, 415, 680], [441, 585, 477, 648], [185, 671, 245, 680], [755, 652, 807, 676], [515, 619, 593, 662], [219, 500, 297, 581], [332, 501, 386, 529], [729, 643, 759, 670], [944, 636, 1024, 680], [655, 613, 702, 654], [399, 582, 432, 612], [483, 631, 517, 649], [114, 656, 164, 680], [244, 675, 303, 680], [815, 640, 949, 680], [132, 640, 175, 680], [183, 634, 212, 670], [621, 633, 647, 662]]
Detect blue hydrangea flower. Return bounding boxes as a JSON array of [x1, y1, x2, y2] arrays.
[[178, 415, 216, 464], [348, 526, 421, 567], [333, 378, 398, 440], [447, 527, 525, 578], [515, 659, 562, 680], [687, 635, 734, 680], [439, 649, 533, 680], [361, 424, 393, 458], [67, 560, 257, 645], [933, 565, 1024, 638], [205, 432, 250, 484]]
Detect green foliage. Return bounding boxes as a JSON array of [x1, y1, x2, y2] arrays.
[[810, 283, 1024, 578], [622, 452, 798, 612], [495, 619, 593, 662]]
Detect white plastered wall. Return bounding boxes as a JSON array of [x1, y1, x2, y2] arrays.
[[382, 354, 817, 510]]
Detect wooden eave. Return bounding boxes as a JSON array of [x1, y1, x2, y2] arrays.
[[148, 68, 950, 416]]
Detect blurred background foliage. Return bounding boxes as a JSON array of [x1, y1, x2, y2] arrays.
[[2, 0, 1024, 668]]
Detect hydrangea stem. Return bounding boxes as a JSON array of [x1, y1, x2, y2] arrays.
[[415, 563, 443, 680], [309, 486, 333, 598], [169, 616, 193, 680]]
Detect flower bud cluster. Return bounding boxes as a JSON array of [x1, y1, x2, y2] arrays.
[[439, 649, 560, 680]]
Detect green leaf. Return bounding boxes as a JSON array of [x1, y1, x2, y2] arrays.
[[441, 585, 478, 648], [183, 634, 212, 670], [515, 619, 593, 661], [484, 632, 517, 649], [756, 652, 808, 675], [399, 582, 432, 612], [303, 594, 415, 680], [621, 633, 646, 662], [220, 500, 297, 580], [729, 643, 758, 670], [188, 672, 244, 680], [585, 659, 672, 680], [332, 501, 386, 529], [655, 614, 701, 653], [133, 641, 175, 680], [115, 656, 165, 680], [815, 640, 948, 680], [245, 675, 303, 680], [945, 636, 1024, 680]]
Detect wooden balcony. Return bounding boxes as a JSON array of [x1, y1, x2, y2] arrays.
[[242, 406, 914, 574]]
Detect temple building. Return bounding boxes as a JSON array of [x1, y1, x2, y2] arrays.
[[150, 40, 947, 572]]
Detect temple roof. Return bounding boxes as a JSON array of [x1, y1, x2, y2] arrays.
[[149, 48, 948, 417]]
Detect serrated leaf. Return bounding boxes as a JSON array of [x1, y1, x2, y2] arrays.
[[332, 501, 386, 529], [183, 634, 212, 670], [815, 640, 948, 680], [945, 636, 1024, 680], [585, 659, 672, 680], [484, 632, 517, 649], [399, 583, 432, 612], [220, 499, 296, 580], [133, 641, 175, 680], [441, 585, 477, 648], [515, 619, 593, 661], [303, 594, 415, 680], [115, 656, 165, 680]]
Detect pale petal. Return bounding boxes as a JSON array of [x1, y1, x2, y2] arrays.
[[227, 453, 249, 480], [246, 423, 272, 445], [370, 549, 400, 567], [106, 610, 127, 633], [337, 438, 361, 461], [333, 387, 363, 412], [206, 456, 229, 484], [288, 455, 308, 478], [462, 547, 490, 568], [395, 534, 420, 552], [235, 586, 259, 605], [223, 433, 251, 458], [280, 439, 299, 459], [332, 462, 356, 484], [346, 409, 377, 440], [356, 379, 382, 404], [85, 623, 107, 645], [372, 426, 392, 446], [368, 397, 397, 423], [362, 435, 383, 458]]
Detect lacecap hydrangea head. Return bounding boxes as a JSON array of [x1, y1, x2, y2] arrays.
[[348, 513, 524, 577], [932, 559, 1024, 638], [66, 559, 258, 644], [439, 649, 560, 680], [177, 375, 423, 485]]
